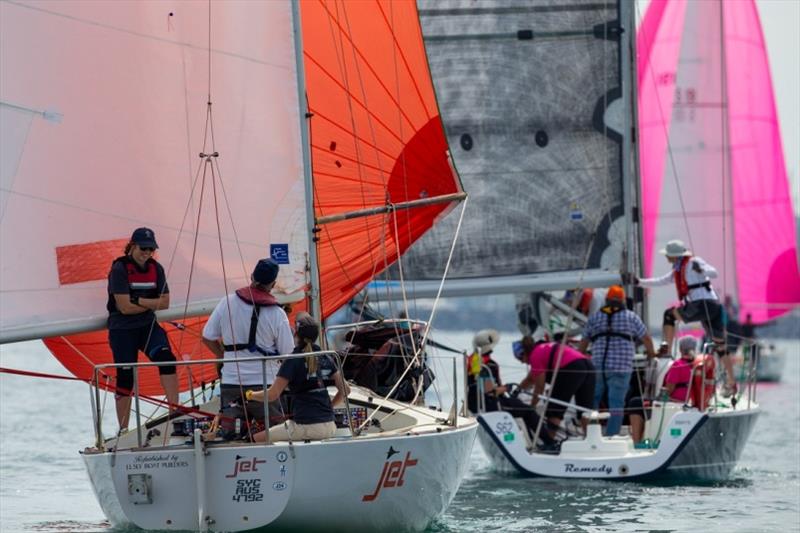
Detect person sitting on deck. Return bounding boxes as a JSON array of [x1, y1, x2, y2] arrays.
[[467, 330, 556, 449], [578, 285, 656, 436], [248, 312, 349, 442], [627, 336, 698, 443], [631, 239, 736, 395], [516, 336, 596, 447]]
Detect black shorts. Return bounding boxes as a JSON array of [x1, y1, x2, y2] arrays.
[[623, 396, 651, 424], [546, 359, 596, 419], [678, 300, 723, 338], [109, 323, 171, 365]]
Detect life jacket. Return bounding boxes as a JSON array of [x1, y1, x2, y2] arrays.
[[106, 255, 158, 313], [589, 303, 634, 342], [673, 256, 712, 300], [221, 286, 281, 356], [467, 351, 482, 377], [689, 354, 716, 410]]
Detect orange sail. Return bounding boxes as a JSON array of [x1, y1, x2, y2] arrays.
[[6, 1, 460, 395], [301, 0, 460, 318]]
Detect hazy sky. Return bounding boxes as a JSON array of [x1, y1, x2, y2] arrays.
[[638, 0, 800, 215], [758, 0, 800, 215]]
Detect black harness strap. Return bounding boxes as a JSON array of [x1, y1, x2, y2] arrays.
[[222, 303, 278, 356], [687, 281, 712, 291]]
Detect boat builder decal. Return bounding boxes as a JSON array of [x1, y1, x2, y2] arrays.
[[125, 453, 189, 471], [226, 455, 266, 478], [564, 463, 613, 475], [362, 447, 418, 502]]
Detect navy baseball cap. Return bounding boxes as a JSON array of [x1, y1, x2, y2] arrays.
[[131, 227, 158, 249], [252, 258, 279, 285]]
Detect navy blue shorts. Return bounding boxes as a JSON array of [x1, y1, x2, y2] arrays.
[[109, 323, 173, 366]]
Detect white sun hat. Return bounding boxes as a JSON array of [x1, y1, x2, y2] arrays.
[[659, 239, 692, 257], [472, 329, 500, 355]]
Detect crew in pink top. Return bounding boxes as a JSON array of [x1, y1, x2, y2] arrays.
[[663, 337, 697, 403], [516, 337, 596, 445], [528, 341, 589, 377]]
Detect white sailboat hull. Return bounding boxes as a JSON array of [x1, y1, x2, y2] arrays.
[[476, 405, 758, 481], [83, 420, 477, 532]]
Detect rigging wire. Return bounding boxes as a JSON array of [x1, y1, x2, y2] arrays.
[[634, 0, 725, 349]]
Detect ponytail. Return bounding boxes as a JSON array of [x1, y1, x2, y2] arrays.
[[302, 339, 318, 375], [124, 241, 134, 255]]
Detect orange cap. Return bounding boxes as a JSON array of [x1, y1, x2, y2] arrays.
[[607, 285, 625, 301]]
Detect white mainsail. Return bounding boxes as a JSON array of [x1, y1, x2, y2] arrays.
[[0, 1, 307, 342]]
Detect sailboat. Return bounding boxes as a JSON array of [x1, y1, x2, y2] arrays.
[[378, 0, 764, 480], [0, 1, 477, 531], [638, 0, 800, 381]]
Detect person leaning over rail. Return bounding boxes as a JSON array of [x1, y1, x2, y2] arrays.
[[516, 336, 595, 448], [466, 330, 557, 450], [247, 312, 349, 442], [107, 227, 178, 432], [202, 258, 294, 437], [578, 285, 656, 437], [629, 239, 736, 395]]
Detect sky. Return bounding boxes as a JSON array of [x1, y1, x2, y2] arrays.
[[758, 0, 800, 215], [638, 0, 800, 215]]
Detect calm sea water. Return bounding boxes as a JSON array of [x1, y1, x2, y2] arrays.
[[1, 332, 798, 532]]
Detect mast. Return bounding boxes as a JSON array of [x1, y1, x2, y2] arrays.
[[290, 0, 322, 325], [620, 0, 645, 318]]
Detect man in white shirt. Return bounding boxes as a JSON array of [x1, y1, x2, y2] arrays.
[[202, 258, 294, 434], [635, 239, 735, 392]]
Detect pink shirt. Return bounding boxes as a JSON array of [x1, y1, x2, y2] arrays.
[[528, 342, 588, 377], [664, 358, 693, 402]]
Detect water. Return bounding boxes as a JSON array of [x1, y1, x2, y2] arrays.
[[1, 333, 798, 532]]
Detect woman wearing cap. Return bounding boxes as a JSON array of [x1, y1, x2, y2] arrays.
[[634, 239, 734, 393], [107, 227, 178, 431], [517, 336, 596, 446], [248, 312, 349, 442]]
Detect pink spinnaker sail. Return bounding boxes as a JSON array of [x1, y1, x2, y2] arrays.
[[637, 0, 800, 323]]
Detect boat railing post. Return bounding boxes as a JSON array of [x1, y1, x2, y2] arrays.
[[752, 343, 757, 400], [194, 428, 208, 532], [133, 366, 142, 448], [92, 368, 104, 450], [462, 352, 469, 417], [262, 360, 270, 445], [333, 352, 356, 437], [452, 356, 458, 427]]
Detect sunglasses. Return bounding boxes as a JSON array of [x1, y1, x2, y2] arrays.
[[139, 246, 155, 252]]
